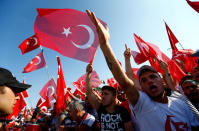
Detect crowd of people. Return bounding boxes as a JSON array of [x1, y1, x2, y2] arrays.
[[0, 10, 199, 131]]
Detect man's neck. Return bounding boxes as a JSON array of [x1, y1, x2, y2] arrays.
[[152, 92, 168, 104], [105, 101, 117, 113]]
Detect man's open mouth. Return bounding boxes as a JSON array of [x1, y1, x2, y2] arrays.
[[150, 85, 157, 91]]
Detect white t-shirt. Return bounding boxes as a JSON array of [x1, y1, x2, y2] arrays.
[[129, 91, 199, 131]]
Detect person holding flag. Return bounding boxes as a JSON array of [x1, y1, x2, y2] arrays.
[[85, 63, 133, 130]]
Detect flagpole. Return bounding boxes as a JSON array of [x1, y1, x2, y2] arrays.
[[40, 46, 53, 108], [20, 92, 27, 111], [178, 42, 184, 50], [40, 46, 50, 80], [163, 20, 184, 50]]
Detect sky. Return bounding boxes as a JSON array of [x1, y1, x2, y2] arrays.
[[0, 0, 199, 108]]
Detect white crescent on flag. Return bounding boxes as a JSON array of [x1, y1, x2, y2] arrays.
[[34, 56, 41, 65], [71, 24, 95, 49]]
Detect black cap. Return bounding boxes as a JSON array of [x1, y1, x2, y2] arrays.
[[137, 65, 158, 80], [191, 49, 199, 57], [0, 68, 31, 93]]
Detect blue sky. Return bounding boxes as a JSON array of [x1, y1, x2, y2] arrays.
[[0, 0, 198, 108]]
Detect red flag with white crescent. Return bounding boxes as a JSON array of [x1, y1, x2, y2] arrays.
[[131, 50, 148, 64], [7, 93, 26, 119], [34, 9, 106, 63], [39, 78, 56, 101], [73, 89, 84, 100], [134, 34, 186, 84], [23, 51, 46, 73], [19, 35, 40, 55], [72, 70, 101, 94], [172, 49, 198, 73], [36, 98, 43, 107]]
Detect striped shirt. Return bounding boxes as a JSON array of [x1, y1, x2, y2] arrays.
[[170, 91, 199, 122]]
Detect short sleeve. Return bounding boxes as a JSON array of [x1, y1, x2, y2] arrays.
[[131, 91, 155, 115], [120, 106, 132, 123]]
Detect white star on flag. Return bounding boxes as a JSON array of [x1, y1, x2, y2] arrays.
[[62, 27, 71, 37]]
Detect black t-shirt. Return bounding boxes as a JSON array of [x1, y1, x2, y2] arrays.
[[97, 104, 131, 131]]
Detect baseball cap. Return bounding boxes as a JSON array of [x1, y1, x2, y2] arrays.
[[137, 65, 158, 80], [0, 68, 31, 93], [191, 49, 199, 57]]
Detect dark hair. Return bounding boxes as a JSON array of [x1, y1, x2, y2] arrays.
[[139, 69, 155, 78], [180, 74, 193, 87], [101, 85, 116, 96]]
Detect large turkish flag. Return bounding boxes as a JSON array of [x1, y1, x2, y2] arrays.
[[34, 9, 106, 63]]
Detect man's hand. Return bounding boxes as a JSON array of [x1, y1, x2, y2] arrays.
[[158, 59, 176, 91], [86, 10, 110, 46], [86, 63, 93, 74], [158, 59, 169, 73], [124, 44, 131, 60]]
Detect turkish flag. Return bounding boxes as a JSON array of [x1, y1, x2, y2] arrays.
[[134, 34, 154, 58], [21, 90, 28, 98], [187, 0, 199, 13], [7, 120, 15, 129], [7, 93, 26, 119], [73, 89, 79, 96], [134, 34, 186, 84], [19, 35, 40, 55], [132, 68, 139, 80], [107, 77, 120, 89], [72, 70, 101, 94], [23, 51, 46, 73], [36, 97, 50, 110], [172, 49, 198, 73], [23, 107, 27, 119], [56, 56, 66, 116], [131, 50, 148, 64], [39, 78, 56, 101], [34, 9, 106, 63], [36, 98, 43, 107], [40, 96, 51, 109], [21, 80, 29, 98], [164, 22, 179, 52], [64, 88, 71, 103], [73, 89, 84, 100], [30, 107, 33, 115]]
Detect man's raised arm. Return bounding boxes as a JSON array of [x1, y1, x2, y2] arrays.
[[124, 44, 142, 91], [86, 10, 139, 106], [85, 64, 101, 110]]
